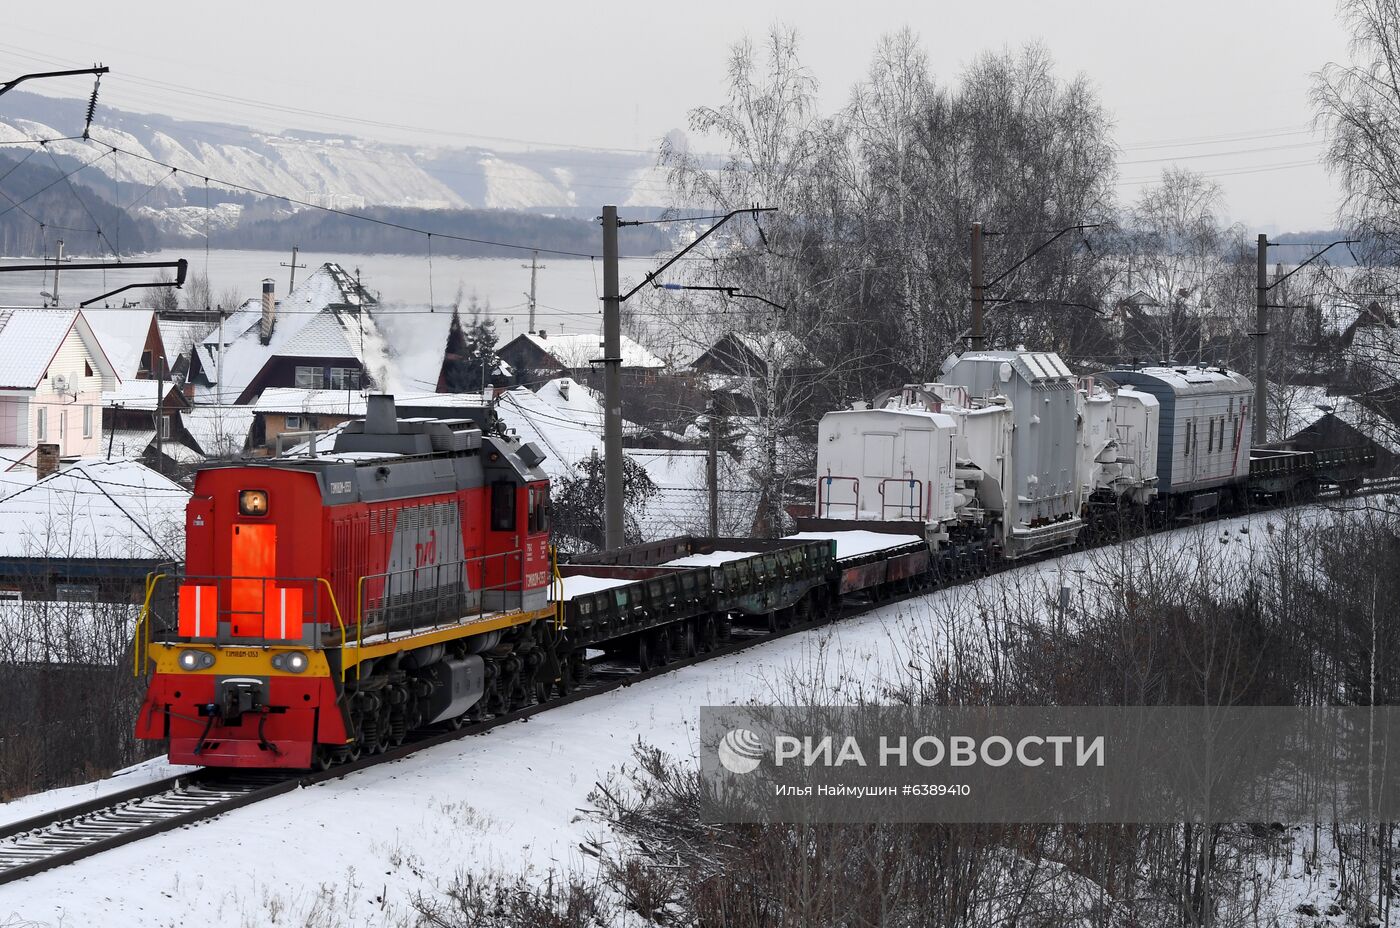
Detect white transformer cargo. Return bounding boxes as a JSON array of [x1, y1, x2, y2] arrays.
[[939, 350, 1084, 557], [814, 389, 960, 536], [1101, 365, 1252, 510], [1079, 378, 1159, 507]]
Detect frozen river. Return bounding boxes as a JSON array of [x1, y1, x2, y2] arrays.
[[0, 249, 660, 339]]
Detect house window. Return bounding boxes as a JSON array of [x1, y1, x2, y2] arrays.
[[36, 407, 46, 441], [83, 404, 93, 438], [160, 415, 171, 439], [286, 415, 302, 430], [139, 350, 151, 375], [295, 366, 325, 389], [85, 361, 93, 377], [0, 589, 20, 602], [55, 582, 97, 602], [327, 367, 361, 390]]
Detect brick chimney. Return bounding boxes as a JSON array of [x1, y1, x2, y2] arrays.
[[259, 278, 276, 345], [36, 443, 59, 480]]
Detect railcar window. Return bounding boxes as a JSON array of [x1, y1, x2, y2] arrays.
[[1207, 419, 1214, 454], [491, 482, 516, 531]]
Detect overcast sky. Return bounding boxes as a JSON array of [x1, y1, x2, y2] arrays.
[[0, 1, 1354, 230]]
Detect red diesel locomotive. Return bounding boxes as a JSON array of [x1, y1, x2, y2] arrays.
[[135, 396, 560, 769]]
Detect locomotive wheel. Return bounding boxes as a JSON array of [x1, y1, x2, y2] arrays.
[[312, 746, 335, 771]]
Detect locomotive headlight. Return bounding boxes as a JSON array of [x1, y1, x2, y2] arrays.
[[178, 649, 215, 671], [272, 650, 309, 673], [238, 489, 269, 516]]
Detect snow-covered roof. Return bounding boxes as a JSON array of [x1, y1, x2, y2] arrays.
[[0, 309, 80, 389], [0, 459, 189, 561], [181, 406, 255, 457], [1274, 385, 1400, 454], [691, 329, 821, 372], [517, 332, 664, 369], [101, 380, 177, 410], [83, 309, 154, 381], [198, 263, 392, 402], [250, 388, 499, 417], [105, 429, 157, 459], [0, 445, 34, 473], [157, 318, 214, 359], [535, 377, 602, 416]]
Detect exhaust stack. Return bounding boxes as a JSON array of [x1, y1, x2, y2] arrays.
[[259, 278, 276, 344]]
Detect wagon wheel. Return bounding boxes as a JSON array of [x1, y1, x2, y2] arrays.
[[681, 620, 699, 658], [698, 615, 718, 652], [654, 627, 673, 666], [636, 635, 654, 672]]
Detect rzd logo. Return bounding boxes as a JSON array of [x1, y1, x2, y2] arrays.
[[718, 728, 764, 774], [415, 529, 437, 567]]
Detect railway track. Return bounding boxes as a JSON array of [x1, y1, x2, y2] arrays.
[[3, 481, 1394, 888]]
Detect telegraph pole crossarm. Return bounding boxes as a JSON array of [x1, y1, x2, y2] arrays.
[[971, 221, 1100, 351], [599, 205, 776, 550], [619, 206, 776, 303], [281, 245, 306, 292], [1252, 235, 1358, 444]]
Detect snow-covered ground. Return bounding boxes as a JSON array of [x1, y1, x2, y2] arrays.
[[0, 505, 1359, 927]]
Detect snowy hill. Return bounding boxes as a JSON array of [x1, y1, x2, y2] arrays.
[[0, 91, 671, 216]]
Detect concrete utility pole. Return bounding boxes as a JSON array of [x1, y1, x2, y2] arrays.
[[601, 206, 625, 550], [970, 222, 985, 351], [522, 251, 546, 334], [1254, 233, 1268, 445], [602, 204, 777, 548], [52, 240, 65, 305], [281, 245, 306, 293], [706, 399, 719, 536]]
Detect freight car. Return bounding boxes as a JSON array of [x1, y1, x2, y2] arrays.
[[1100, 365, 1254, 515]]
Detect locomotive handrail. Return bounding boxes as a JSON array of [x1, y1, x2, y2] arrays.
[[316, 577, 349, 654], [352, 548, 530, 681], [133, 572, 167, 678]]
